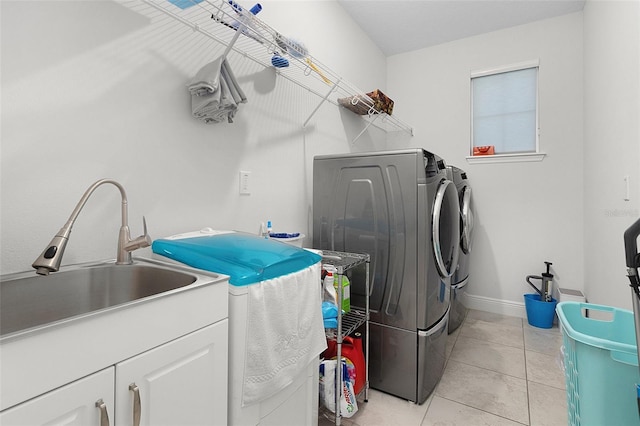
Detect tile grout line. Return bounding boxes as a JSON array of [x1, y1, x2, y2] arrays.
[[422, 311, 466, 425], [433, 311, 563, 425], [434, 394, 530, 426], [523, 320, 532, 426], [456, 332, 525, 351]]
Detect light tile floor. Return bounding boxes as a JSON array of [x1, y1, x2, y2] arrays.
[[320, 309, 567, 426]]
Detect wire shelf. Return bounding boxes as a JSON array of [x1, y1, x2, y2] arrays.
[[319, 248, 370, 424], [325, 308, 367, 339], [142, 0, 413, 140], [321, 250, 369, 275]]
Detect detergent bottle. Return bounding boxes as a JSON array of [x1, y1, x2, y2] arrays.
[[322, 332, 365, 395], [341, 333, 366, 395]]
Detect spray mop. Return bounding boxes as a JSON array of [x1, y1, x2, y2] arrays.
[[624, 217, 640, 416]]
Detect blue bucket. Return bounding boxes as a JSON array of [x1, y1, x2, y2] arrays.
[[524, 293, 557, 328]]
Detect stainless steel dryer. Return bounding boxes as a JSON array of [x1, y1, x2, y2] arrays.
[[313, 149, 460, 403], [446, 166, 475, 333]]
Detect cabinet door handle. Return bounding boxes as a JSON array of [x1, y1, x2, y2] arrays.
[[129, 383, 141, 426], [95, 399, 110, 426]]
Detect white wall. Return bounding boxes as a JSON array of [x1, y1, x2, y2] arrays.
[[583, 0, 640, 310], [387, 13, 586, 315], [0, 0, 390, 274], [3, 0, 638, 315]]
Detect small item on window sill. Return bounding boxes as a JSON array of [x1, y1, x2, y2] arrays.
[[473, 145, 495, 156], [338, 89, 394, 116]]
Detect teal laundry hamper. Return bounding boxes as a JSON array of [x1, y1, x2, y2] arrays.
[[557, 301, 640, 426]]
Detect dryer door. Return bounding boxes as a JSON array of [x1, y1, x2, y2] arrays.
[[460, 185, 474, 255], [432, 180, 461, 279]]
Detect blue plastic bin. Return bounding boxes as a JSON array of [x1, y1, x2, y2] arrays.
[[524, 293, 557, 328], [556, 301, 640, 426], [152, 231, 321, 286]]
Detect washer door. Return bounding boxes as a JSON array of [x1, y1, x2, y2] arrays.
[[432, 179, 461, 278], [460, 185, 474, 255]]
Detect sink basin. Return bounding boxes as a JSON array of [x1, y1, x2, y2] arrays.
[[1, 261, 198, 338], [0, 257, 228, 412]]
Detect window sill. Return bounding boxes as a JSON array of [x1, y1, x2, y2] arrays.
[[466, 152, 546, 164]]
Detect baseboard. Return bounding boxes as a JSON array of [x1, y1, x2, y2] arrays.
[[461, 292, 527, 319]]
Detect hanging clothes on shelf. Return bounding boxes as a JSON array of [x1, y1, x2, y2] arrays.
[[188, 56, 247, 124], [186, 1, 255, 124]]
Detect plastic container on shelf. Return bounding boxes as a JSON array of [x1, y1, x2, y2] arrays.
[[334, 275, 350, 313], [556, 301, 640, 426]]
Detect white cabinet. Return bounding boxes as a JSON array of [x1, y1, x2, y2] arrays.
[[0, 368, 115, 426], [0, 322, 228, 426], [115, 322, 228, 426]]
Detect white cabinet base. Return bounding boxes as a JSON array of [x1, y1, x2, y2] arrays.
[[0, 368, 114, 426], [116, 322, 228, 426]]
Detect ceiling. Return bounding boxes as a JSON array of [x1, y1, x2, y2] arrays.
[[337, 0, 586, 56]]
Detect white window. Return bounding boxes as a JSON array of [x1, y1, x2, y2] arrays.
[[469, 61, 545, 163]]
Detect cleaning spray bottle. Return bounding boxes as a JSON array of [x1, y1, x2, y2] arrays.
[[322, 265, 338, 305], [259, 220, 272, 239]]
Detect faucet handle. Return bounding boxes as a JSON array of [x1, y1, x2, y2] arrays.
[[139, 216, 152, 247], [125, 216, 152, 252], [142, 216, 150, 240]]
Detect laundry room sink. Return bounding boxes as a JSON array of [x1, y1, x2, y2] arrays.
[[0, 260, 198, 338], [0, 257, 229, 412]]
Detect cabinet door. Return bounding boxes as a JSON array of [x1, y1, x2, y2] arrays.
[[115, 321, 228, 426], [0, 367, 114, 426]]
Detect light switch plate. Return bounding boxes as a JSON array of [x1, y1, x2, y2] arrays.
[[239, 171, 251, 195]]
